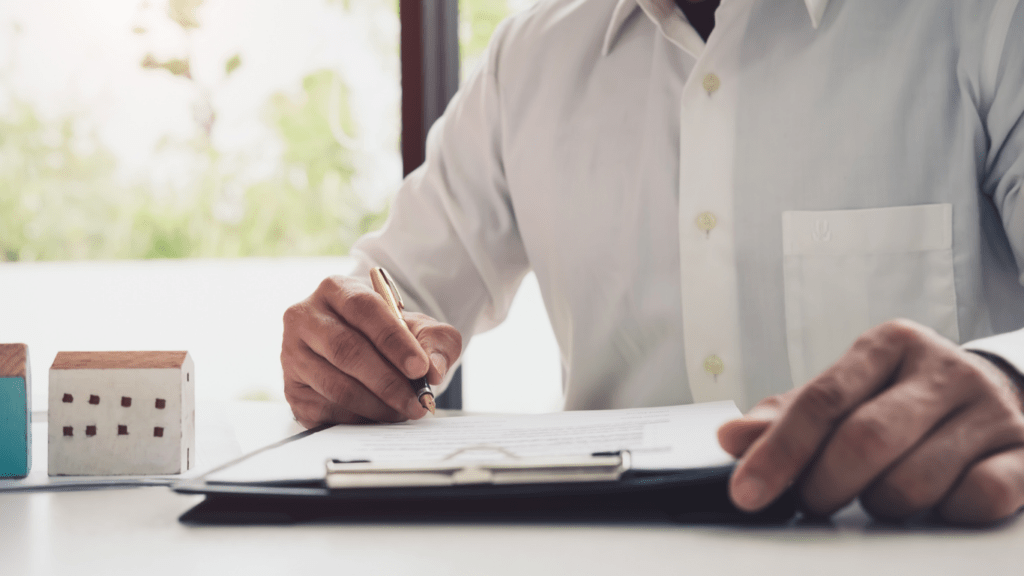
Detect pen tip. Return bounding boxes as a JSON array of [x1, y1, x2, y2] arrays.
[[421, 394, 436, 415]]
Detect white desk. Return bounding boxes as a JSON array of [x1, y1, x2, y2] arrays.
[[3, 402, 1023, 576]]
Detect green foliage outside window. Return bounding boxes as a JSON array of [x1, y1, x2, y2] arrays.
[[0, 0, 528, 263]]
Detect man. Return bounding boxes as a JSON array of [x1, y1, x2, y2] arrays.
[[281, 0, 1024, 524]]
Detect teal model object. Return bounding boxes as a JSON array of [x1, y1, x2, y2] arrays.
[[0, 376, 31, 477], [1, 343, 31, 478]]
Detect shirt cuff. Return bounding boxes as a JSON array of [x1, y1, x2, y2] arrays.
[[963, 328, 1024, 388]]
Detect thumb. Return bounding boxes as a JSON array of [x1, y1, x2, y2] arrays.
[[717, 402, 782, 458], [405, 312, 463, 387]]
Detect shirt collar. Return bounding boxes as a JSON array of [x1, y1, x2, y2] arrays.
[[602, 0, 832, 56]]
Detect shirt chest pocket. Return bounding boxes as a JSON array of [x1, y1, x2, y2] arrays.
[[781, 204, 958, 386]]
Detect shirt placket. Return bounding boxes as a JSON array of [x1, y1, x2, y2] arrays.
[[674, 10, 748, 406]]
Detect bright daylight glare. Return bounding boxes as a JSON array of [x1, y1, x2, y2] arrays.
[[0, 0, 560, 413]]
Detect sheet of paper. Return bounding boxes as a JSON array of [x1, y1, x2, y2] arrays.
[[205, 401, 741, 484]]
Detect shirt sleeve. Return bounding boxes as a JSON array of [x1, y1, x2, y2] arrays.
[[964, 0, 1024, 377], [349, 18, 530, 357]]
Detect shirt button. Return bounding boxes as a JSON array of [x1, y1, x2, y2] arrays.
[[696, 211, 717, 233], [704, 354, 725, 376], [702, 73, 720, 94]]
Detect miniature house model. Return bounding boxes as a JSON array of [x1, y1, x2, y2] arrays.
[[1, 343, 32, 478], [48, 351, 194, 476]]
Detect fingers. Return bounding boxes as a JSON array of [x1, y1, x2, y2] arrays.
[[294, 304, 426, 418], [798, 369, 980, 516], [282, 275, 465, 426], [718, 400, 783, 458], [316, 276, 430, 380], [286, 380, 375, 428], [729, 321, 917, 512], [406, 312, 463, 387], [859, 398, 1024, 521], [285, 343, 407, 424], [939, 446, 1024, 525]]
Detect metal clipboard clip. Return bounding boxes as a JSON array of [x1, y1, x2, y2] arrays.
[[325, 447, 631, 489]]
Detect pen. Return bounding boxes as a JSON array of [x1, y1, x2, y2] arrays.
[[369, 267, 436, 415]]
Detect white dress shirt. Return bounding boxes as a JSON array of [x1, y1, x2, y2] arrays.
[[352, 0, 1024, 411]]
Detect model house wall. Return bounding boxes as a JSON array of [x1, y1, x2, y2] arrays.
[[0, 344, 31, 478], [48, 351, 194, 476]]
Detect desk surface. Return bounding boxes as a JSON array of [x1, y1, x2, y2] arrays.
[[3, 403, 1023, 576]]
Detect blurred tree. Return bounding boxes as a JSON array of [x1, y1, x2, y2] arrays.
[[0, 0, 536, 263]]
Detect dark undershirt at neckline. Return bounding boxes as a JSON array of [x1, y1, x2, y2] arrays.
[[675, 0, 721, 42]]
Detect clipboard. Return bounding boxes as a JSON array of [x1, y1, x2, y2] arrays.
[[174, 425, 798, 525]]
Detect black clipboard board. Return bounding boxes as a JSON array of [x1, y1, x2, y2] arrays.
[[174, 425, 797, 525]]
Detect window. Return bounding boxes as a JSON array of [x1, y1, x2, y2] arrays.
[[1, 0, 400, 262], [4, 0, 554, 413], [3, 0, 401, 408]]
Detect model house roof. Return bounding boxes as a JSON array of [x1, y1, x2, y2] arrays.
[[0, 343, 28, 377], [51, 351, 189, 370]]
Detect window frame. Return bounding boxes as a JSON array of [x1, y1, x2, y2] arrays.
[[400, 0, 463, 409]]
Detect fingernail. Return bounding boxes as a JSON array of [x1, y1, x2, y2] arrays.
[[430, 352, 448, 377], [733, 475, 767, 510], [405, 355, 428, 377]]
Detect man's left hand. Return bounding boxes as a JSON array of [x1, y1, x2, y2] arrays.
[[718, 319, 1024, 524]]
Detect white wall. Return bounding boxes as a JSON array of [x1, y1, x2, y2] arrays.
[[0, 258, 561, 414]]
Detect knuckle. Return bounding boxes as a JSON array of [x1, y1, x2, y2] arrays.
[[316, 275, 345, 295], [848, 330, 898, 367], [282, 303, 299, 326], [339, 290, 378, 319], [794, 377, 848, 419], [282, 301, 311, 333], [834, 413, 896, 466], [330, 330, 367, 370], [878, 318, 924, 344]]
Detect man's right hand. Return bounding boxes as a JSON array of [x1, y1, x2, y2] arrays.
[[281, 275, 463, 428]]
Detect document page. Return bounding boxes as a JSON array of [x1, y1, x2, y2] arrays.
[[205, 401, 741, 484]]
